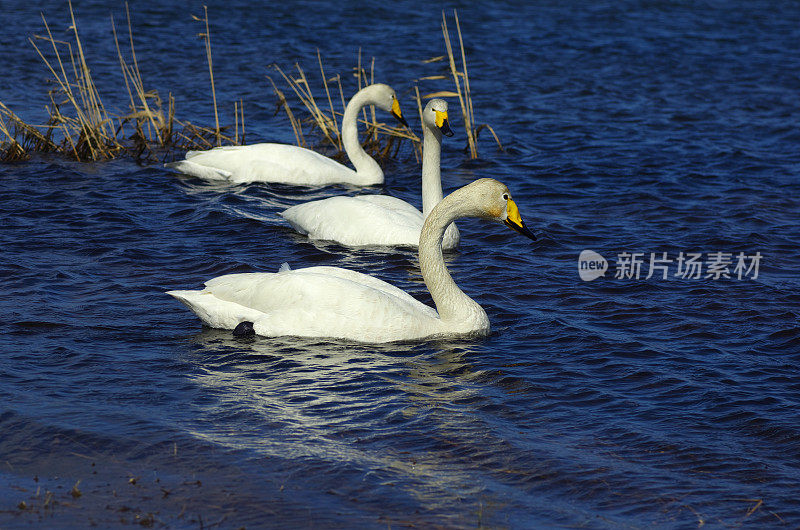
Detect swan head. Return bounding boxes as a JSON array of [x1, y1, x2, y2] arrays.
[[464, 178, 536, 240], [423, 98, 454, 137], [362, 83, 408, 127]]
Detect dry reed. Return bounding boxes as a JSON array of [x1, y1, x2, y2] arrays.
[[1, 6, 501, 165], [0, 2, 242, 163], [270, 10, 502, 163], [417, 9, 503, 159], [192, 6, 221, 146]]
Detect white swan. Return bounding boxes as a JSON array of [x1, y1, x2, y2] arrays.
[[280, 98, 460, 249], [164, 84, 407, 186], [167, 178, 536, 343]]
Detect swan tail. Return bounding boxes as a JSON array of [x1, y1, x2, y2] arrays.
[[164, 160, 232, 181], [166, 289, 201, 305], [279, 206, 311, 235], [166, 289, 263, 330], [168, 288, 321, 339]]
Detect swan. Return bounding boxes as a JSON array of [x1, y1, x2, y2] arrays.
[[164, 83, 408, 186], [280, 98, 460, 249], [167, 178, 536, 343]]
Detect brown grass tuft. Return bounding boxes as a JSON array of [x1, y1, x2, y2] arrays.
[[0, 6, 501, 165], [0, 2, 243, 163]]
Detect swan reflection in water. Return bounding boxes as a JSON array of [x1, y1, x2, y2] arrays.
[[176, 328, 530, 516]]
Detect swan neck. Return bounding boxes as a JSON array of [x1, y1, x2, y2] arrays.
[[342, 89, 383, 184], [419, 193, 481, 322], [421, 126, 443, 217]]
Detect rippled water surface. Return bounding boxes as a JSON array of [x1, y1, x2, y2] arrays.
[[2, 0, 799, 527]]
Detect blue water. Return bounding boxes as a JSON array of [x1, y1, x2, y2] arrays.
[[2, 0, 799, 527]]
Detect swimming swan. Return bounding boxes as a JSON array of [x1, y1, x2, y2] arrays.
[[167, 178, 536, 343], [280, 98, 460, 249], [164, 83, 408, 186]]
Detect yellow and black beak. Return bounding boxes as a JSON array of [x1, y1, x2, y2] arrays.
[[503, 198, 536, 241], [391, 98, 409, 127], [435, 110, 454, 137]]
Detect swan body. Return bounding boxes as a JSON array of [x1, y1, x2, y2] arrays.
[[166, 144, 358, 186], [169, 265, 440, 343], [168, 178, 536, 343], [281, 99, 460, 248], [164, 84, 407, 186]]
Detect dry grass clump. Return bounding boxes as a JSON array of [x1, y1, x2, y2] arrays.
[[1, 5, 501, 165], [0, 1, 242, 163], [0, 102, 60, 161]]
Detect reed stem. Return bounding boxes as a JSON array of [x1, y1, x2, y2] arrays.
[[201, 6, 220, 146]]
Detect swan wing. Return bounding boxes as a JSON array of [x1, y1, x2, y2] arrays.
[[356, 195, 460, 249], [355, 194, 421, 215], [292, 266, 426, 305], [281, 195, 425, 247], [180, 267, 437, 341], [174, 144, 358, 185], [204, 267, 431, 314]]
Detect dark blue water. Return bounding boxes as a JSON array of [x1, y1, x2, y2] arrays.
[[2, 0, 799, 527]]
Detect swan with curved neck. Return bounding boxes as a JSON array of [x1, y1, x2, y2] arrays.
[[167, 178, 536, 342], [281, 99, 459, 248], [164, 84, 407, 186]]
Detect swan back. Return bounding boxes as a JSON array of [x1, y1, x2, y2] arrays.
[[171, 266, 441, 342]]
